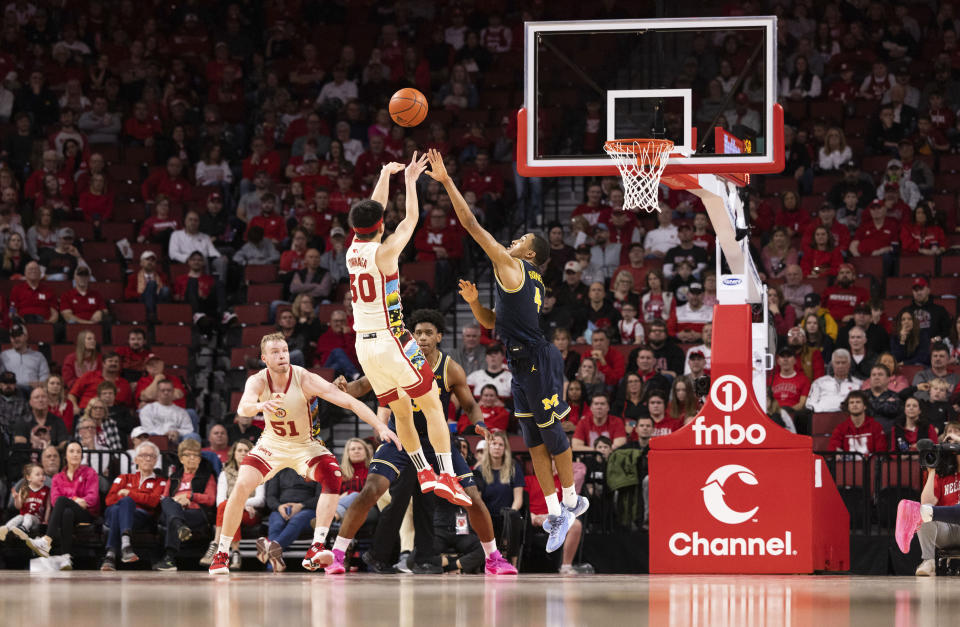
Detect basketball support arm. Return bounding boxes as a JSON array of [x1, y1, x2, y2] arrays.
[[688, 175, 770, 402]]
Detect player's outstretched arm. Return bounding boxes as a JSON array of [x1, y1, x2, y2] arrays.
[[304, 372, 401, 448], [370, 161, 405, 207], [447, 358, 490, 439], [459, 279, 496, 330], [376, 151, 429, 270], [425, 149, 513, 267], [334, 375, 373, 398], [236, 374, 273, 417]]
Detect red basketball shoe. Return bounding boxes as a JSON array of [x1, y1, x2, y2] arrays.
[[433, 473, 472, 506], [417, 467, 438, 493], [302, 543, 334, 571], [208, 551, 230, 575]]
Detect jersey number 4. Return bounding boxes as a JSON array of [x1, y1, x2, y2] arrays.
[[350, 273, 376, 303], [533, 286, 542, 313]]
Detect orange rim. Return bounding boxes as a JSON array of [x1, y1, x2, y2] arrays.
[[603, 138, 674, 154]]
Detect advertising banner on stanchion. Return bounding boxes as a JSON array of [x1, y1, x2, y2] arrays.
[[649, 304, 849, 574]]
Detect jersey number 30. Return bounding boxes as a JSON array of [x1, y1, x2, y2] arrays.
[[350, 273, 376, 303]]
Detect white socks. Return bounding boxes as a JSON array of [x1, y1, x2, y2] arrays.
[[481, 540, 497, 558], [545, 492, 562, 517], [921, 504, 933, 523], [218, 534, 233, 554], [121, 534, 131, 550], [437, 452, 454, 476], [313, 526, 328, 546], [561, 485, 578, 509], [333, 535, 352, 553], [409, 448, 429, 472]]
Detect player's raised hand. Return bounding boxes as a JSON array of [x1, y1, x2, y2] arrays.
[[377, 425, 403, 450], [257, 398, 282, 415], [458, 279, 479, 303], [404, 151, 429, 184], [333, 375, 349, 392], [381, 162, 405, 176], [425, 149, 450, 183]]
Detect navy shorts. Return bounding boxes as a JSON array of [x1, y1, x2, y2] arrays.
[[509, 341, 571, 455], [369, 436, 476, 488]]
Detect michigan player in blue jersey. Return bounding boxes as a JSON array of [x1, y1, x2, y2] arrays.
[[425, 149, 588, 553], [330, 309, 517, 575]]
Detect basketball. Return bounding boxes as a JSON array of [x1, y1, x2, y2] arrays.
[[389, 88, 428, 127]]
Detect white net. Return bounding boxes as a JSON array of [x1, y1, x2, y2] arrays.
[[603, 139, 674, 213]]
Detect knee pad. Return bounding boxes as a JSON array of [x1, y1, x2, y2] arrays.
[[309, 455, 343, 493]]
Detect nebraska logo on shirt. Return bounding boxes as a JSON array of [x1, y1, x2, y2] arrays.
[[38, 294, 46, 300], [426, 232, 445, 245], [88, 298, 95, 304]]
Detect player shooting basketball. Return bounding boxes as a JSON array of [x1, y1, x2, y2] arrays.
[[424, 149, 588, 552]]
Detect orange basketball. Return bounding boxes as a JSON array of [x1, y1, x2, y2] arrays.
[[389, 88, 428, 127]]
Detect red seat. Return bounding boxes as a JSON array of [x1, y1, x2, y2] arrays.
[[95, 282, 124, 302], [66, 325, 102, 344], [241, 325, 276, 347], [61, 221, 95, 241], [811, 176, 840, 195], [100, 221, 135, 242], [899, 364, 925, 384], [50, 344, 74, 368], [309, 367, 335, 381], [764, 178, 797, 195], [124, 145, 154, 166], [234, 304, 269, 324], [833, 459, 867, 488], [81, 242, 118, 262], [244, 265, 279, 284], [90, 143, 120, 164], [861, 155, 890, 175], [937, 173, 960, 193], [939, 154, 960, 173], [899, 256, 935, 277], [942, 256, 960, 276], [317, 305, 346, 322], [811, 412, 847, 436], [131, 243, 163, 262], [110, 324, 142, 345], [24, 323, 54, 344], [230, 347, 259, 368], [87, 262, 124, 282], [247, 284, 283, 304], [930, 277, 960, 299], [168, 263, 188, 281], [110, 303, 148, 323], [154, 325, 191, 346], [157, 303, 192, 324], [401, 261, 436, 289], [849, 256, 883, 278], [885, 277, 915, 298], [149, 346, 189, 368], [882, 298, 908, 322], [878, 454, 924, 491]]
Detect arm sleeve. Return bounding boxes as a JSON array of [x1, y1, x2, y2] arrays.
[[131, 478, 165, 509], [105, 476, 123, 507], [168, 232, 189, 263], [137, 406, 158, 434]]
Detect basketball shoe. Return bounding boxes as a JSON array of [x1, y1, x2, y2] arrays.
[[484, 551, 518, 575], [209, 551, 230, 575], [302, 543, 334, 571], [434, 474, 472, 506], [895, 500, 931, 553], [325, 549, 346, 575], [417, 468, 438, 493]]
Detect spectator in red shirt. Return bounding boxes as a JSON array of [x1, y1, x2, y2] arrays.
[[137, 196, 180, 245], [770, 347, 811, 414], [570, 182, 611, 233], [414, 207, 464, 262], [115, 327, 150, 382], [156, 439, 217, 572], [124, 250, 170, 321], [828, 390, 887, 454], [328, 168, 362, 214], [59, 265, 106, 325], [76, 173, 113, 227], [24, 150, 74, 202], [801, 224, 844, 280], [241, 136, 282, 190], [572, 394, 627, 450], [901, 204, 946, 256], [280, 227, 310, 276], [68, 351, 133, 411], [123, 101, 162, 146], [172, 251, 225, 322], [135, 355, 187, 409], [800, 203, 851, 252], [293, 155, 334, 199], [470, 384, 511, 433], [10, 261, 58, 322], [100, 440, 166, 569], [314, 309, 360, 376], [353, 134, 392, 190], [203, 423, 230, 464], [850, 201, 899, 258], [646, 390, 681, 438], [141, 157, 193, 203], [462, 151, 504, 220], [912, 422, 960, 575], [822, 263, 869, 324], [587, 328, 626, 387], [246, 193, 286, 243]]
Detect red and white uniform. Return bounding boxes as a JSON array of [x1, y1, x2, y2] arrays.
[[346, 240, 434, 406], [20, 485, 49, 519], [241, 365, 338, 484]]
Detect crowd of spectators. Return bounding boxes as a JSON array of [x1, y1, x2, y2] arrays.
[[2, 0, 960, 572]]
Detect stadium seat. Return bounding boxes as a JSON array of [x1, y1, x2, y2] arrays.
[[62, 221, 95, 241], [316, 305, 345, 322], [108, 163, 140, 183], [898, 256, 935, 277], [882, 298, 908, 322], [99, 222, 135, 243], [885, 277, 915, 298], [401, 261, 436, 289], [50, 344, 73, 367], [90, 143, 120, 164], [247, 284, 283, 304], [96, 282, 124, 302], [87, 262, 125, 282], [241, 325, 276, 347], [939, 154, 960, 173], [230, 347, 259, 369], [156, 303, 193, 324], [110, 303, 148, 323], [763, 177, 797, 195], [150, 346, 189, 368], [24, 323, 54, 344], [66, 325, 102, 344], [811, 176, 839, 195], [809, 100, 843, 123], [848, 255, 882, 278], [942, 256, 960, 276], [168, 263, 188, 280], [153, 325, 192, 346], [861, 155, 889, 174], [244, 265, 279, 284], [899, 364, 925, 383], [811, 412, 847, 436], [131, 243, 163, 262], [124, 145, 154, 166], [938, 173, 960, 194], [82, 242, 119, 262], [110, 324, 141, 344], [234, 304, 269, 324], [930, 277, 960, 300]]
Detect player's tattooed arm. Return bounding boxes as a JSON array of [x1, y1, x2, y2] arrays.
[[306, 372, 401, 448], [334, 375, 373, 398], [370, 161, 405, 207], [458, 279, 496, 329]]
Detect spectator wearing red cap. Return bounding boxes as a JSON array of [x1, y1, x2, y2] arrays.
[[60, 266, 106, 325], [901, 205, 946, 256], [141, 157, 193, 203], [822, 264, 869, 323], [10, 261, 58, 323], [898, 277, 952, 341], [123, 101, 162, 146]]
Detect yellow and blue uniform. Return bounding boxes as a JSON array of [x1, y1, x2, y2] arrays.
[[494, 258, 571, 454], [369, 351, 476, 487]]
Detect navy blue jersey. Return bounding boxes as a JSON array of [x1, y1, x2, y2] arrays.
[[494, 259, 548, 351], [387, 351, 452, 437]]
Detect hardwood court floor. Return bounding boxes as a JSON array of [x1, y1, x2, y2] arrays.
[[0, 571, 958, 627]]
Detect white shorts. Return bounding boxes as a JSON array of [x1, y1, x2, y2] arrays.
[[355, 328, 434, 406], [241, 436, 335, 482]]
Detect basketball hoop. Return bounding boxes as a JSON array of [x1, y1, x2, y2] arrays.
[[603, 138, 674, 213]]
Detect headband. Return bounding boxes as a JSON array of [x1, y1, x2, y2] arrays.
[[353, 219, 383, 235]]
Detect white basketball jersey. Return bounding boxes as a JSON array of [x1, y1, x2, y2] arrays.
[[346, 240, 405, 333], [256, 365, 312, 443]]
